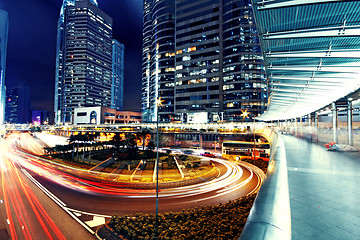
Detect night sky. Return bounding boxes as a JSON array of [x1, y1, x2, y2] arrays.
[[0, 0, 143, 116]]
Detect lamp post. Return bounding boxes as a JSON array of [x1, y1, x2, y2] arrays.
[[253, 116, 256, 164], [154, 98, 162, 239]]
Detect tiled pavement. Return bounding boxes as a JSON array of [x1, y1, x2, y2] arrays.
[[282, 135, 360, 240]]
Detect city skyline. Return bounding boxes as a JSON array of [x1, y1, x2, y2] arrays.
[[0, 0, 143, 120]]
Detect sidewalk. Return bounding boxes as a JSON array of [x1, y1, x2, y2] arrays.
[[283, 135, 360, 240]]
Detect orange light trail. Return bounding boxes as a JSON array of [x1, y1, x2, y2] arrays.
[[0, 135, 66, 240]]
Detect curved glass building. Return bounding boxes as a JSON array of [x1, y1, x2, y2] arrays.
[[222, 0, 267, 121], [142, 0, 267, 123], [142, 0, 176, 122]]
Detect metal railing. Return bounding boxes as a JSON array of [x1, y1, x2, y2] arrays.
[[240, 132, 291, 240]]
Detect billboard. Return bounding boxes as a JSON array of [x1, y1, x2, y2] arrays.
[[187, 112, 208, 123]]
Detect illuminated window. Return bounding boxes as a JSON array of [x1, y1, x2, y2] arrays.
[[188, 46, 196, 52], [182, 56, 191, 61], [165, 68, 175, 72], [227, 103, 234, 108]]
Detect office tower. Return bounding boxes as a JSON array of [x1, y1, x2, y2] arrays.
[[32, 111, 50, 125], [0, 9, 9, 125], [222, 0, 267, 121], [175, 0, 223, 123], [55, 0, 113, 124], [141, 0, 176, 122], [141, 0, 267, 123], [111, 39, 124, 111], [5, 86, 31, 124]]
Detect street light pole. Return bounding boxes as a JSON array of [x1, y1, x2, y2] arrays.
[[253, 116, 256, 164], [154, 98, 160, 239]]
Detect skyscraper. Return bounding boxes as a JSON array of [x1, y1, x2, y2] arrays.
[[111, 39, 124, 111], [222, 0, 267, 121], [55, 0, 113, 124], [0, 9, 9, 125], [141, 0, 267, 123], [141, 0, 175, 123], [5, 86, 31, 124]]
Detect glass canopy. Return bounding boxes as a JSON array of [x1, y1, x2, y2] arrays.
[[251, 0, 360, 120]]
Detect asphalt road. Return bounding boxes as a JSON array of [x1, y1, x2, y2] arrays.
[[1, 133, 263, 238], [0, 134, 95, 240]]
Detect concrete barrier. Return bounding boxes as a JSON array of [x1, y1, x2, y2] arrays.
[[240, 131, 291, 240]]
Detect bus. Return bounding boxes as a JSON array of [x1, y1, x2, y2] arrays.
[[222, 141, 270, 161]]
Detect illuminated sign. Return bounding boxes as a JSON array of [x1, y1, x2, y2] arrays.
[[187, 112, 208, 124]]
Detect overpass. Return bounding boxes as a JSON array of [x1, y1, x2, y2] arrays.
[[240, 1, 360, 239]]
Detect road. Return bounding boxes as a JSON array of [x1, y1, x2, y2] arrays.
[[1, 133, 263, 238], [0, 134, 94, 240]]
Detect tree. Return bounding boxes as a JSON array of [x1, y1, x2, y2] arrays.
[[145, 140, 156, 159], [137, 129, 151, 150], [147, 140, 156, 151], [30, 126, 42, 133], [125, 133, 139, 158], [111, 132, 123, 151], [54, 144, 70, 159], [69, 134, 83, 161], [44, 147, 54, 155]]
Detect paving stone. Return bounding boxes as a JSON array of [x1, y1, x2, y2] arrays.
[[283, 135, 360, 240]]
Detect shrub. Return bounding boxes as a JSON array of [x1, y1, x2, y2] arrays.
[[108, 194, 256, 240]]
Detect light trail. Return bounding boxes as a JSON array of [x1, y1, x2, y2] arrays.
[[10, 133, 262, 202], [0, 134, 67, 240], [1, 132, 264, 237]]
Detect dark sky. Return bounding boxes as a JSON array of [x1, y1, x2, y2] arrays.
[[0, 0, 143, 114]]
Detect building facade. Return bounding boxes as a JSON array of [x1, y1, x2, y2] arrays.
[[0, 9, 9, 125], [141, 0, 176, 123], [111, 39, 124, 111], [5, 86, 31, 124], [32, 111, 50, 125], [74, 106, 141, 124], [141, 0, 267, 123], [55, 0, 113, 124]]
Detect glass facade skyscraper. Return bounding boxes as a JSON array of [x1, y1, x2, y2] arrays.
[[55, 0, 113, 124], [175, 0, 222, 123], [142, 0, 176, 122], [0, 9, 9, 125], [111, 39, 124, 111], [222, 0, 267, 121], [5, 86, 31, 124], [141, 0, 267, 123]]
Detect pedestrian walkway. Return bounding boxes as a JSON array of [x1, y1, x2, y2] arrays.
[[283, 135, 360, 240]]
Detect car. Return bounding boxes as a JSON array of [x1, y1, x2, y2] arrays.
[[170, 149, 182, 154], [201, 151, 216, 158], [182, 149, 194, 155]]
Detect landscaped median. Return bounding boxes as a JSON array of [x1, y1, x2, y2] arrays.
[[97, 158, 270, 239], [19, 133, 270, 239], [101, 194, 256, 240], [15, 139, 219, 190]]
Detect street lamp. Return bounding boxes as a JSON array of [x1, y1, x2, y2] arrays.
[[240, 109, 249, 120], [154, 97, 162, 239], [241, 109, 255, 162]]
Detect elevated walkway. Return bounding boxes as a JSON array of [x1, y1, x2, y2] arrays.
[[283, 135, 360, 239]]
